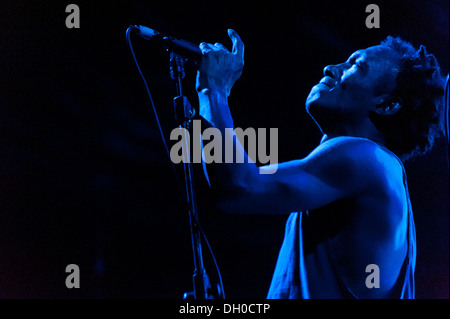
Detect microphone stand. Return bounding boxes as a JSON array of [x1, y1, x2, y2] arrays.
[[169, 52, 210, 299]]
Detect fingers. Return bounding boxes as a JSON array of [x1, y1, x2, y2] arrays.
[[199, 42, 229, 54], [199, 42, 215, 54], [214, 42, 228, 51], [199, 29, 244, 59], [228, 29, 244, 60]]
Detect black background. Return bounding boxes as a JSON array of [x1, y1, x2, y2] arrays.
[[0, 0, 448, 299]]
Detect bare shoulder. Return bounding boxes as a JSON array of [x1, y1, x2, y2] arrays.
[[311, 136, 390, 159], [306, 136, 404, 193], [318, 136, 400, 165]]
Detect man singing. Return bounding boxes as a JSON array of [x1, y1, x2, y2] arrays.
[[196, 29, 444, 298]]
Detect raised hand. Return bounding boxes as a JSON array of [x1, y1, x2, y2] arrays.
[[196, 29, 245, 97]]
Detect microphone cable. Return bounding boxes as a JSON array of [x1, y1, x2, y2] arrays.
[[125, 26, 225, 299], [444, 73, 449, 159]]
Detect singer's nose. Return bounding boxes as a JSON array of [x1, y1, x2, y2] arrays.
[[323, 65, 338, 79], [323, 64, 343, 81]]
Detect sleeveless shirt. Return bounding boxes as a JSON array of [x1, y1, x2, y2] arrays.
[[266, 141, 416, 299]]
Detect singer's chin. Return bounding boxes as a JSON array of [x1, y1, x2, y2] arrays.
[[305, 88, 329, 133], [305, 87, 321, 115]]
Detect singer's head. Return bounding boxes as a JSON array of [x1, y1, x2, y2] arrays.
[[306, 36, 445, 161]]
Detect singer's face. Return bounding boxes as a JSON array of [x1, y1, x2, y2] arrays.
[[305, 45, 400, 130]]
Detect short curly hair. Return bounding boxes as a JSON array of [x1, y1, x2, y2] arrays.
[[369, 36, 445, 161]]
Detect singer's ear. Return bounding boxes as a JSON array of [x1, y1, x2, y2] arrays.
[[374, 96, 403, 116]]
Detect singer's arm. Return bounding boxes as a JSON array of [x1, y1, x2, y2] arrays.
[[197, 30, 392, 215]]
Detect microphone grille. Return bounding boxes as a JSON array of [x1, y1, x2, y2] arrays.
[[137, 25, 160, 40]]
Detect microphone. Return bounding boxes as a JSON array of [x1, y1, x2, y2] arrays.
[[133, 25, 202, 61]]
